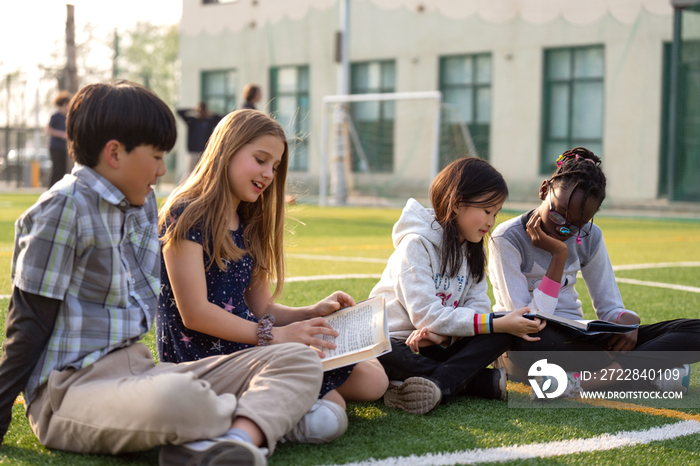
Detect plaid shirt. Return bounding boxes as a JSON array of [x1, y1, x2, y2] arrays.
[[12, 166, 160, 404]]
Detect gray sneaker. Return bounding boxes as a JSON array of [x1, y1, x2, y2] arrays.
[[282, 399, 348, 444], [159, 437, 267, 466], [383, 377, 442, 414]]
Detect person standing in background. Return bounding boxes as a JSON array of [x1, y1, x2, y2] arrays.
[[241, 84, 262, 110], [47, 91, 72, 187], [176, 102, 223, 183]]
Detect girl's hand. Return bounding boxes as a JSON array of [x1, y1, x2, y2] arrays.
[[312, 291, 356, 317], [493, 307, 546, 341], [526, 211, 568, 257], [271, 317, 339, 358], [406, 327, 448, 353], [604, 313, 641, 353]]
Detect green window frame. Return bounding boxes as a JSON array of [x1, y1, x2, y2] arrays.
[[201, 69, 237, 115], [350, 60, 396, 173], [270, 65, 310, 172], [541, 45, 605, 174], [439, 53, 492, 167]]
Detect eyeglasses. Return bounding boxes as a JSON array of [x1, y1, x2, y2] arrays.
[[547, 180, 594, 239]]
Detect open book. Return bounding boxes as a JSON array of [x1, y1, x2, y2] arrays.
[[512, 310, 639, 335], [313, 296, 391, 371]]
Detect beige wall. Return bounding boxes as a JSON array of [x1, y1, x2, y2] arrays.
[[179, 0, 674, 203]]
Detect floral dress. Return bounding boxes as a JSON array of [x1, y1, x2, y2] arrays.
[[156, 205, 353, 397]]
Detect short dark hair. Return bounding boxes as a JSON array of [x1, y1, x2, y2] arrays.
[[53, 90, 72, 107], [243, 84, 261, 101], [550, 146, 606, 221], [66, 80, 177, 167]]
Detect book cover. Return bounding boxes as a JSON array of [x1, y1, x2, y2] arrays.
[[494, 311, 639, 335]]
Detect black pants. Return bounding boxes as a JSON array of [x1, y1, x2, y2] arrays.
[[49, 148, 68, 187], [378, 333, 514, 403], [0, 289, 59, 444], [509, 318, 700, 373]]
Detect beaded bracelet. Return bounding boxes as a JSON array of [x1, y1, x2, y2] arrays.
[[257, 314, 275, 346]]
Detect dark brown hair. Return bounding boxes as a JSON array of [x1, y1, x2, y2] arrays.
[[66, 80, 176, 167], [550, 147, 606, 223], [430, 157, 508, 282], [243, 84, 261, 102], [53, 90, 72, 107]]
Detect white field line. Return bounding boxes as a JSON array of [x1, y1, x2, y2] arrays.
[[286, 274, 382, 283], [569, 261, 700, 294], [1, 261, 697, 298], [287, 253, 388, 264], [614, 278, 700, 294], [322, 420, 700, 466], [612, 261, 700, 271]]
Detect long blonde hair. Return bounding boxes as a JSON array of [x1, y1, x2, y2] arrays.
[[160, 109, 289, 299]]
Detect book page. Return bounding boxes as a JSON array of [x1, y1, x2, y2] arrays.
[[316, 297, 387, 362]]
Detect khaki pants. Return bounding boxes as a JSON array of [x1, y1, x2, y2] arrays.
[[27, 342, 322, 455]]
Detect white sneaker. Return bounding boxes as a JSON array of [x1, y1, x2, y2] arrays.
[[651, 364, 691, 395], [159, 437, 267, 466], [281, 399, 348, 444]]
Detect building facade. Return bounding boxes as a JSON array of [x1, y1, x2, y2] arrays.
[[178, 0, 700, 204]]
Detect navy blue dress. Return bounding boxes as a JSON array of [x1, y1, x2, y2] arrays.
[[156, 206, 352, 397]]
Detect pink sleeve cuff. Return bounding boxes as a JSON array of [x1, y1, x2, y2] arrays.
[[538, 276, 561, 298]]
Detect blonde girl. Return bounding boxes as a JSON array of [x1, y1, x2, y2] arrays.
[[157, 110, 388, 444]]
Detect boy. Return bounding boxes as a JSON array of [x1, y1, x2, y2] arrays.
[[0, 81, 325, 465]]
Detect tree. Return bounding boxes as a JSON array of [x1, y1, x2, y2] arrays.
[[119, 22, 179, 108]]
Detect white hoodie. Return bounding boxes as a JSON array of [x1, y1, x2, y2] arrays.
[[369, 198, 491, 340]]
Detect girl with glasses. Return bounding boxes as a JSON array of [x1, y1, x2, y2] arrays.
[[489, 147, 700, 398]]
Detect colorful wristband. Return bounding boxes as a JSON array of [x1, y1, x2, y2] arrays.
[[256, 314, 275, 346], [473, 313, 493, 335]]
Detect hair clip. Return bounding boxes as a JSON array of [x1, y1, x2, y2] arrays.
[[556, 152, 601, 168]]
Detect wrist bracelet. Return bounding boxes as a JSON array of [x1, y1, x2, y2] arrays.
[[257, 314, 275, 346]]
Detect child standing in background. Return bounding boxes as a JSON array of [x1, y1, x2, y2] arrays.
[[370, 158, 545, 414], [157, 109, 388, 444], [489, 147, 700, 397]]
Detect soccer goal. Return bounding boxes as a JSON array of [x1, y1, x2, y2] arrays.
[[319, 91, 478, 206]]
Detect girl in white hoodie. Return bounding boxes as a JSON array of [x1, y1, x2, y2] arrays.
[[370, 158, 544, 414]]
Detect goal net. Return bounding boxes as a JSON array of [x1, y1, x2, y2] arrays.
[[319, 91, 478, 206]]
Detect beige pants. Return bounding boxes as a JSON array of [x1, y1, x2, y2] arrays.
[[27, 342, 322, 455]]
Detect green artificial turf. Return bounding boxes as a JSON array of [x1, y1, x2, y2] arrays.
[[1, 194, 700, 465]]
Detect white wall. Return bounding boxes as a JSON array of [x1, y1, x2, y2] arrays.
[[179, 0, 674, 203]]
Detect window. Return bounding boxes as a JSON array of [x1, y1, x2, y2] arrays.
[[270, 65, 310, 172], [350, 60, 396, 173], [201, 69, 237, 115], [541, 46, 605, 174], [439, 54, 492, 166]]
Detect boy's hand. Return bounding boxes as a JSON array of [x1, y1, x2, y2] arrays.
[[605, 313, 640, 353], [493, 307, 546, 341], [272, 317, 339, 358], [526, 211, 568, 257], [406, 327, 448, 353], [312, 291, 356, 317]]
